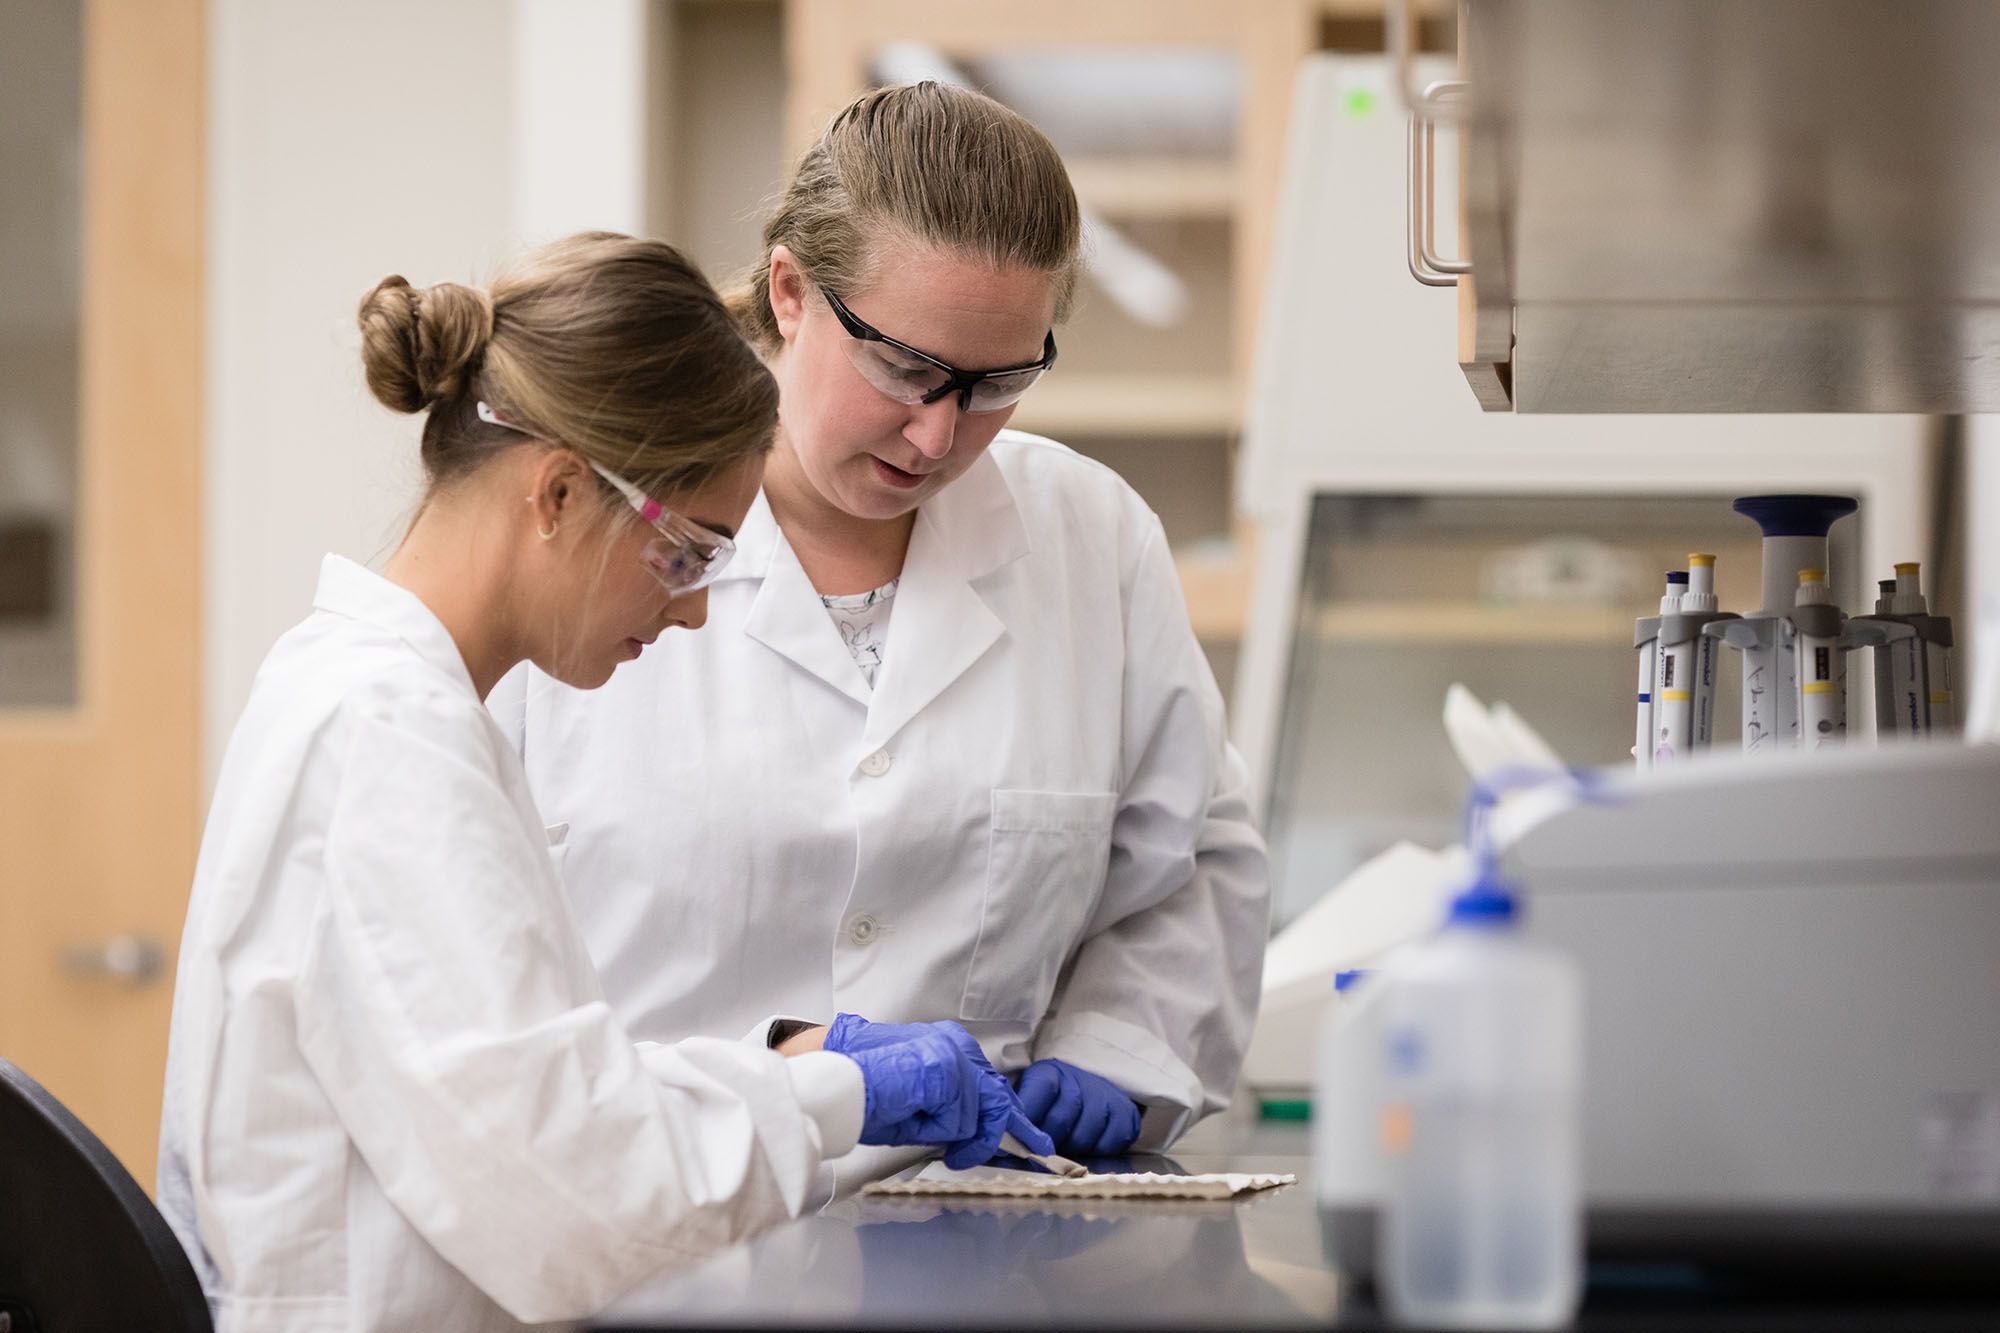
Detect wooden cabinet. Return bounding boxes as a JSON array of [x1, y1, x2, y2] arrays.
[[651, 2, 1463, 692]]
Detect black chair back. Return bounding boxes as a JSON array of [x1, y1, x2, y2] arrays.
[[0, 1056, 211, 1332]]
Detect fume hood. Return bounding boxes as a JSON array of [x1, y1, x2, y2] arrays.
[[1232, 56, 1931, 910]]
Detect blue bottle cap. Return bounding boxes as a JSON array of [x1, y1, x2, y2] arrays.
[[1732, 494, 1858, 539], [1666, 571, 1690, 585], [1446, 862, 1522, 928]]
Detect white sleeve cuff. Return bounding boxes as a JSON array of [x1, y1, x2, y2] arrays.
[[739, 1013, 824, 1048], [784, 1050, 865, 1159]]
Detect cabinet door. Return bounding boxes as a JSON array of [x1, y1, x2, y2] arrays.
[[0, 0, 202, 1187]]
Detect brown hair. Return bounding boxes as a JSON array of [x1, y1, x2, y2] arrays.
[[359, 231, 777, 502], [732, 82, 1083, 354]]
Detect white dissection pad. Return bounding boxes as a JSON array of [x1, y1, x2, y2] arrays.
[[863, 1162, 1296, 1202]]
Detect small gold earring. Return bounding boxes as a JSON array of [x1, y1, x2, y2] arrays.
[[537, 521, 559, 541]]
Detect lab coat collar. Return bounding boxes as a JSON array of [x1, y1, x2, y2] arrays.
[[735, 449, 1033, 734], [741, 531, 875, 708], [716, 488, 781, 585], [311, 554, 478, 697], [909, 447, 1033, 584], [859, 450, 1031, 750]]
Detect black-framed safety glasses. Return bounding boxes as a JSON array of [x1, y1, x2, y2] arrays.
[[822, 287, 1057, 414]]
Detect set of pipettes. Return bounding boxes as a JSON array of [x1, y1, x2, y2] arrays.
[[1635, 496, 1954, 768]]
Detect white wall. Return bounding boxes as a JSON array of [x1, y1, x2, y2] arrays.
[[204, 0, 648, 782], [513, 0, 650, 242]]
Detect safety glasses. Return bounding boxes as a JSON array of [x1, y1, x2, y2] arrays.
[[477, 401, 736, 596], [822, 287, 1056, 414], [582, 460, 736, 597]]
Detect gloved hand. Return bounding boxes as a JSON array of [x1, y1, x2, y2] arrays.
[[835, 1016, 1055, 1170], [819, 1013, 934, 1054], [1015, 1059, 1143, 1158]]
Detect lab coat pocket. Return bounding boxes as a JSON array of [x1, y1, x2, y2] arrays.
[[961, 789, 1118, 1023]]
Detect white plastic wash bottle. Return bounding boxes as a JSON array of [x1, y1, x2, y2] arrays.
[[1379, 862, 1583, 1329]]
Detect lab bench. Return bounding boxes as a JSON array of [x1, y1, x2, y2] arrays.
[[581, 1121, 2000, 1333]]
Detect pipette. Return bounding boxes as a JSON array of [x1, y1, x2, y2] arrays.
[[1653, 571, 1692, 763], [1794, 569, 1845, 749]]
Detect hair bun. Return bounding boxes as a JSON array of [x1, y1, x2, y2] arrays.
[[357, 275, 496, 413]]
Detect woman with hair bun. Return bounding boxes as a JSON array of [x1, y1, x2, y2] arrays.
[[157, 231, 1047, 1333]]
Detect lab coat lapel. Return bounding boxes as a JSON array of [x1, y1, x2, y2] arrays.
[[312, 555, 478, 698], [861, 451, 1031, 752], [738, 496, 873, 709]]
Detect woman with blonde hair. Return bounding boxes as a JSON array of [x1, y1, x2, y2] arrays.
[[494, 85, 1269, 1174], [158, 231, 1045, 1332]]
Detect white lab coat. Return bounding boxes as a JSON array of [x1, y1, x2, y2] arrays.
[[489, 431, 1269, 1155], [157, 556, 863, 1333]]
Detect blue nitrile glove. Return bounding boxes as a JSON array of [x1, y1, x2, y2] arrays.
[[833, 1015, 1054, 1170], [1015, 1059, 1143, 1158], [819, 1013, 933, 1054]]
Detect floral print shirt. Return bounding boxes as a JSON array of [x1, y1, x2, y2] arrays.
[[820, 576, 901, 689]]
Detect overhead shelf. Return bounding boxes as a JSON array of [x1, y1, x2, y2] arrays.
[[1010, 373, 1242, 438], [1311, 601, 1634, 645], [1064, 157, 1236, 219], [1176, 536, 1256, 644]]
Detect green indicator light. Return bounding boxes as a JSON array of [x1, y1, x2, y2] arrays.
[[1345, 88, 1377, 118]]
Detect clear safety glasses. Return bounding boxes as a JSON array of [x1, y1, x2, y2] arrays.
[[476, 401, 736, 597], [583, 460, 736, 597], [822, 287, 1057, 414]]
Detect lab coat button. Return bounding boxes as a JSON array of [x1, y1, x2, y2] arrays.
[[858, 749, 892, 778], [847, 914, 881, 945]]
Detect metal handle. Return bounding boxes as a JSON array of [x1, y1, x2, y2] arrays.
[[1407, 80, 1472, 286], [1387, 0, 1465, 121], [61, 933, 165, 986]]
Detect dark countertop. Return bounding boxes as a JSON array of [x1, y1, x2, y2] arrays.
[[584, 1120, 2000, 1332]]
